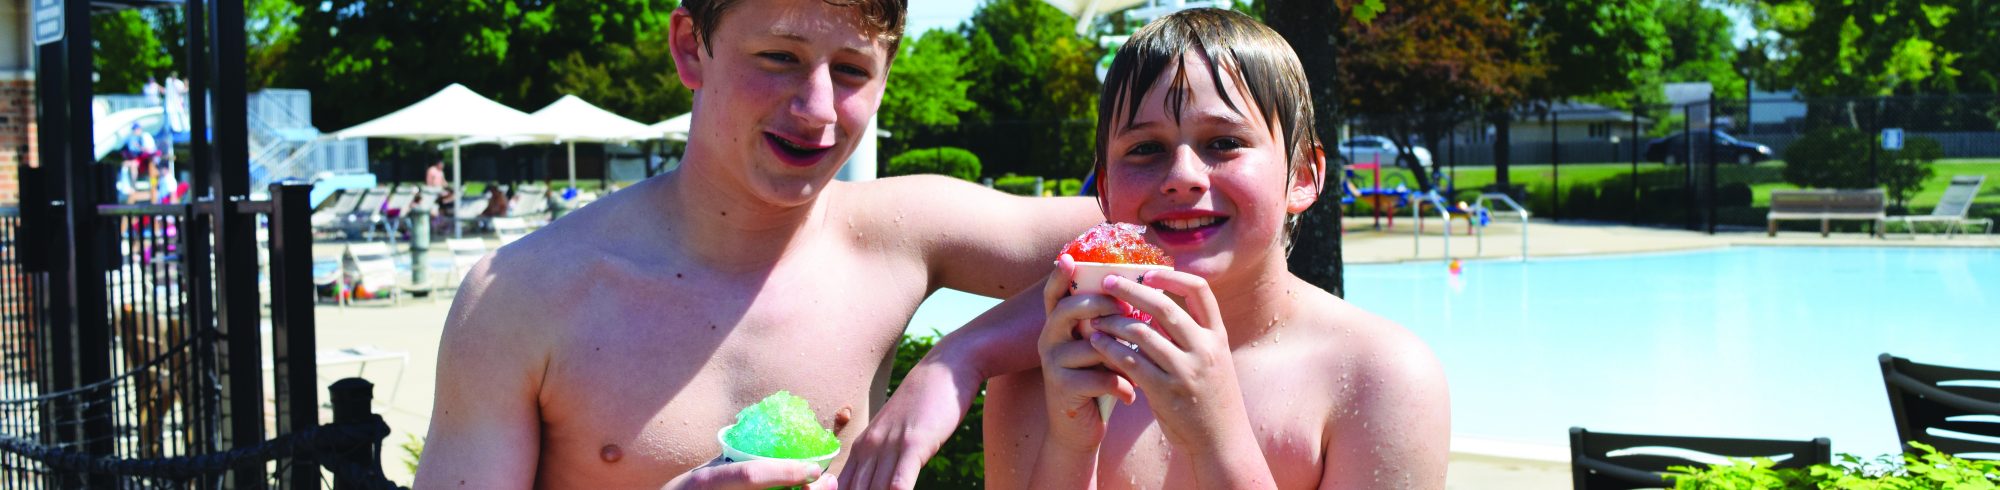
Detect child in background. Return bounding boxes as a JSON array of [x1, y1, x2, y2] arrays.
[[984, 9, 1450, 489]]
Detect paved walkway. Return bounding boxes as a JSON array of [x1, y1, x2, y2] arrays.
[[309, 219, 1996, 487]]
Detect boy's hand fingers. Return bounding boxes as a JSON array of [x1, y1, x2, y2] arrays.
[[1087, 330, 1170, 390], [675, 458, 822, 490], [1137, 271, 1222, 332], [1087, 314, 1184, 375], [1100, 273, 1206, 349], [1042, 295, 1121, 348], [1042, 254, 1079, 315]]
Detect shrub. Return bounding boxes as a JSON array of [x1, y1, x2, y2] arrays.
[[1665, 442, 2000, 489], [889, 334, 985, 487], [1056, 178, 1083, 196], [1780, 128, 1937, 208], [992, 173, 1045, 196], [887, 147, 982, 182], [1564, 185, 1599, 219]]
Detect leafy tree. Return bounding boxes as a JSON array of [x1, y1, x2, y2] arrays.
[[957, 0, 1103, 179], [247, 0, 303, 90], [92, 9, 175, 94], [880, 29, 976, 157], [1265, 0, 1363, 296], [551, 26, 692, 124], [1520, 0, 1668, 109], [1660, 0, 1746, 99], [1762, 0, 1959, 97], [1337, 0, 1542, 191]]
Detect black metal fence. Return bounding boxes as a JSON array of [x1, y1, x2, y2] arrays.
[[1340, 93, 2000, 233]]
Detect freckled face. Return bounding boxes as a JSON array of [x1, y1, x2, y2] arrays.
[[676, 0, 890, 207], [1100, 51, 1311, 283]]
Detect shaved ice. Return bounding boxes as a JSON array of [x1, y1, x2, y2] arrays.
[[723, 391, 840, 459], [1062, 223, 1174, 266]]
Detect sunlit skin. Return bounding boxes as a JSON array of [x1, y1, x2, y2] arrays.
[[413, 1, 1101, 489], [985, 51, 1452, 489]]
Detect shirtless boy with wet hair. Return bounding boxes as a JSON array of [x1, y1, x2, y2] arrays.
[[414, 0, 1100, 488]]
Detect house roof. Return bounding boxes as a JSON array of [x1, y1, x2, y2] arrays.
[[1519, 101, 1652, 124]]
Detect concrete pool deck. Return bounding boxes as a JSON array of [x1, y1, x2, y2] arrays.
[[307, 219, 1995, 487]]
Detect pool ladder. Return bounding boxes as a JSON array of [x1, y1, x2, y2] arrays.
[[1410, 192, 1532, 262]]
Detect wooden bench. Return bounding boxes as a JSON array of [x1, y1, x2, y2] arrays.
[[1768, 189, 1885, 237]]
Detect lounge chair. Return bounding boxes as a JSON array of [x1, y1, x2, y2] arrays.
[[342, 242, 401, 304], [379, 184, 422, 240], [1887, 175, 1992, 237], [1569, 427, 1831, 490], [339, 186, 393, 240], [492, 217, 530, 246], [310, 189, 365, 235], [1879, 354, 2000, 459], [509, 183, 550, 222]]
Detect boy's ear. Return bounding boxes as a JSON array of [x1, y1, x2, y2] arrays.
[[669, 8, 706, 92], [1287, 144, 1327, 214]]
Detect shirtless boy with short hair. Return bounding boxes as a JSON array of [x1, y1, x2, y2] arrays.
[[414, 1, 1099, 488]]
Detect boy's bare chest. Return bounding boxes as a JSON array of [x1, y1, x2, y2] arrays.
[[1098, 351, 1334, 489], [530, 259, 929, 487]]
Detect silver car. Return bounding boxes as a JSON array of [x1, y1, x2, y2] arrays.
[[1333, 135, 1433, 170]]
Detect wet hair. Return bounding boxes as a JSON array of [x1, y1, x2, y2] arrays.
[[682, 0, 907, 56], [1094, 9, 1322, 242]]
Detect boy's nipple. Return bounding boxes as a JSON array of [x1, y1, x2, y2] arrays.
[[599, 444, 624, 463]]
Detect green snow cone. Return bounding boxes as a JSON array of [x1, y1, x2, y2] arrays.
[[724, 391, 840, 459]]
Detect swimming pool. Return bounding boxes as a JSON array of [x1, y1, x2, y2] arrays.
[[1343, 246, 2000, 459]]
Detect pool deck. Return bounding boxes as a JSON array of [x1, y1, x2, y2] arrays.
[[307, 220, 1996, 487]]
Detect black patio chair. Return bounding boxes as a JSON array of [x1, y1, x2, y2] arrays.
[[1569, 427, 1832, 490], [1880, 353, 2000, 459]]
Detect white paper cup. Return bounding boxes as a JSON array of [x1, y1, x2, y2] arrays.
[[716, 424, 840, 473], [1067, 262, 1172, 422]]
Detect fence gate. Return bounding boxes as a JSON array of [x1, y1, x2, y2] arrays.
[[0, 1, 395, 488]]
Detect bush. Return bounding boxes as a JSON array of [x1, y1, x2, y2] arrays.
[[1056, 178, 1083, 196], [1665, 442, 1999, 489], [992, 173, 1045, 196], [1564, 185, 1599, 219], [1780, 128, 1937, 207], [887, 147, 982, 182], [889, 334, 985, 487]]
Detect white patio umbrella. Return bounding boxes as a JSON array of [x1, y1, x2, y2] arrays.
[[512, 95, 651, 190], [332, 83, 535, 237], [628, 112, 693, 143]]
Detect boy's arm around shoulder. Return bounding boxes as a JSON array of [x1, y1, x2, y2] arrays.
[[866, 174, 1100, 298], [413, 253, 552, 489], [1319, 306, 1451, 490]]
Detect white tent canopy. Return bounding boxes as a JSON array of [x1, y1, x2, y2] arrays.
[[508, 95, 650, 190], [1043, 0, 1149, 34], [331, 83, 534, 237]]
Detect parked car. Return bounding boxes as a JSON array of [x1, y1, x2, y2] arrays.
[[1644, 129, 1773, 165], [1333, 135, 1433, 171]]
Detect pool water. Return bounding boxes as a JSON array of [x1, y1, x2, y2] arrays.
[[1344, 246, 2000, 458], [900, 246, 1997, 458]]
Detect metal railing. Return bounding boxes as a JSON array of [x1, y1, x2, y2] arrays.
[[1475, 192, 1532, 260]]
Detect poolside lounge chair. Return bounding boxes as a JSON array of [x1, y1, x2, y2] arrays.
[[509, 183, 551, 222], [339, 186, 393, 240], [492, 217, 530, 246], [310, 188, 366, 236], [1879, 354, 2000, 459], [379, 185, 421, 240], [342, 242, 401, 304], [1569, 427, 1831, 490], [1887, 175, 1992, 237]]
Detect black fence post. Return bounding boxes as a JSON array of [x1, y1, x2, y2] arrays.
[[1707, 92, 1719, 235], [1630, 98, 1640, 226], [329, 378, 387, 490], [1682, 104, 1696, 231], [269, 183, 319, 489], [1550, 109, 1561, 221]]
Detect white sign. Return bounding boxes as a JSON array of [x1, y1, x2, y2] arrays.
[[33, 0, 62, 46], [1882, 128, 1904, 151]]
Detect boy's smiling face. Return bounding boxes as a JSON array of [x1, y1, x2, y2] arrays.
[[672, 0, 891, 207], [1101, 51, 1320, 282]]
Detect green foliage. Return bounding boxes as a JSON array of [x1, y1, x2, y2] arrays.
[[992, 173, 1048, 196], [1057, 178, 1083, 196], [1658, 0, 1745, 99], [1522, 0, 1668, 107], [1781, 128, 1939, 206], [399, 434, 425, 476], [284, 0, 680, 130], [1882, 136, 1941, 208], [1762, 0, 1962, 96], [887, 147, 982, 182], [887, 334, 985, 488], [1666, 442, 2000, 489], [882, 29, 977, 154], [956, 0, 1103, 179], [551, 26, 692, 123], [91, 9, 175, 94]]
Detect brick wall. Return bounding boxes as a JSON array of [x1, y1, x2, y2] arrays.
[[0, 78, 31, 206]]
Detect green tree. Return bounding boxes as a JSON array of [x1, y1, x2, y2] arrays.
[[552, 27, 692, 124], [92, 9, 175, 94], [1522, 0, 1669, 108], [1264, 0, 1357, 296], [957, 0, 1103, 179], [880, 29, 976, 157], [1762, 0, 1959, 97], [886, 147, 981, 182], [1660, 0, 1746, 99], [247, 0, 303, 90]]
